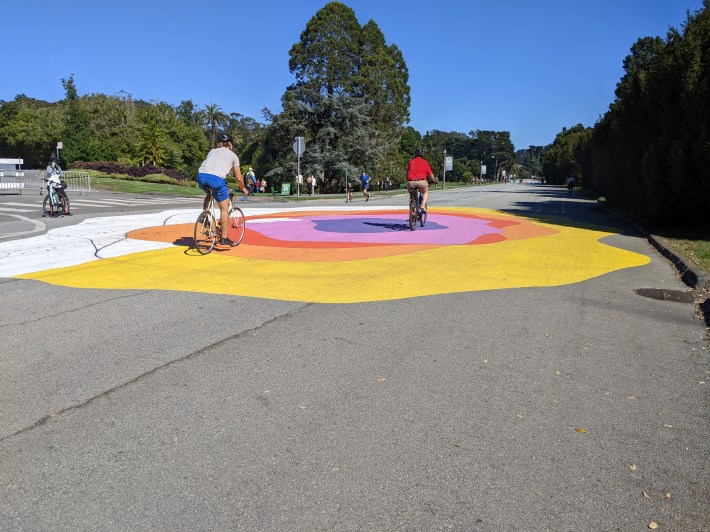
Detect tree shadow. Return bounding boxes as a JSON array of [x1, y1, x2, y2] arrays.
[[493, 186, 639, 236]]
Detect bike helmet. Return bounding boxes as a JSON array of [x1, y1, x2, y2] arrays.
[[415, 148, 423, 157], [217, 133, 233, 144]]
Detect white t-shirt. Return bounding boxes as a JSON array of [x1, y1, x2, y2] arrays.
[[198, 147, 240, 179], [46, 164, 62, 185]]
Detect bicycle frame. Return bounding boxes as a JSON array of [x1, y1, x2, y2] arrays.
[[194, 189, 246, 254], [408, 186, 427, 231]]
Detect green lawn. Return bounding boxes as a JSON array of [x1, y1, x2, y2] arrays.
[[654, 234, 710, 275], [91, 177, 204, 196]]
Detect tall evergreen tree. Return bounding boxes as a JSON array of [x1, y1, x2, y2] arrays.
[[60, 75, 92, 163], [267, 1, 411, 184]]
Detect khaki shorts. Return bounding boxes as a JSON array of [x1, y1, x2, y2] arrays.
[[406, 180, 428, 191]]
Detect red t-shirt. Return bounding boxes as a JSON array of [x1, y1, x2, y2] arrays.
[[406, 157, 433, 180]]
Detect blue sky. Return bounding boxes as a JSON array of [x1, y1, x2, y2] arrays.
[[1, 0, 704, 150]]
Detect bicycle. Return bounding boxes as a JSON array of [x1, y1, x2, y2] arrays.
[[41, 178, 70, 217], [408, 186, 427, 231], [194, 190, 246, 255]]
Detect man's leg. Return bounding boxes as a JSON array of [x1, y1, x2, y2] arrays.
[[218, 199, 231, 241], [421, 184, 429, 212]]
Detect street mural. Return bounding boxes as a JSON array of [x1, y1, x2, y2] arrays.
[[1, 206, 650, 303]]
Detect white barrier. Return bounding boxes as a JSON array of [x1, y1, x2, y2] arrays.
[[0, 170, 91, 195]]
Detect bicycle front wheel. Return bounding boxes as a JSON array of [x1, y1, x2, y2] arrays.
[[420, 207, 427, 227], [408, 196, 418, 231], [42, 194, 58, 217], [194, 211, 217, 255], [227, 207, 246, 245]]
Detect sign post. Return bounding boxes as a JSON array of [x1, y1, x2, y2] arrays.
[[444, 154, 453, 190], [292, 137, 306, 197], [56, 141, 63, 159]]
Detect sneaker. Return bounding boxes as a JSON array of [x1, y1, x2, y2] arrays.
[[240, 196, 247, 202], [220, 237, 238, 247], [420, 207, 427, 215], [64, 212, 73, 216]]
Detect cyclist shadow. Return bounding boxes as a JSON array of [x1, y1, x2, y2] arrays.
[[362, 221, 413, 232], [173, 236, 202, 255]]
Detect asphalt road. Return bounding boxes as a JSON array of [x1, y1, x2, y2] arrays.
[[1, 183, 708, 530]]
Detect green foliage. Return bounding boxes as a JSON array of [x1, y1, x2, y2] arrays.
[[0, 95, 62, 167], [542, 124, 592, 185], [267, 1, 411, 183], [414, 129, 515, 183], [554, 3, 709, 227], [204, 103, 227, 148]]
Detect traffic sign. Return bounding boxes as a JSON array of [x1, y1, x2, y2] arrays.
[[292, 137, 306, 156]]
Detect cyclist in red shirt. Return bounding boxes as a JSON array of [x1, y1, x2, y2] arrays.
[[406, 148, 437, 213]]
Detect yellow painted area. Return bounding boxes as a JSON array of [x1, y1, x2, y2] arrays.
[[16, 216, 650, 303]]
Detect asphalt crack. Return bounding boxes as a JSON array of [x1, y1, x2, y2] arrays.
[[0, 302, 310, 444]]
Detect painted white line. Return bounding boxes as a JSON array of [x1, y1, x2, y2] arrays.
[[0, 207, 35, 213], [0, 214, 45, 239]]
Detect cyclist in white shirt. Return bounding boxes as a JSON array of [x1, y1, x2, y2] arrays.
[[197, 133, 248, 247], [46, 156, 72, 216]]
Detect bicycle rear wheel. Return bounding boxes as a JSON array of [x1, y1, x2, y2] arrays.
[[194, 210, 217, 255], [227, 207, 246, 245], [408, 196, 418, 231]]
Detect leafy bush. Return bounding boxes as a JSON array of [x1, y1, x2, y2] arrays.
[[70, 161, 188, 181]]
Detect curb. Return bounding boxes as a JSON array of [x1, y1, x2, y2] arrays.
[[606, 207, 710, 327], [645, 234, 710, 292]]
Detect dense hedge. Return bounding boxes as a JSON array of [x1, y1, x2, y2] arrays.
[[71, 161, 188, 181], [583, 4, 709, 226]]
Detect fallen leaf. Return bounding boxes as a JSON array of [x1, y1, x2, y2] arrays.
[[376, 377, 386, 382], [171, 435, 179, 444], [630, 464, 637, 471], [575, 428, 587, 433], [643, 491, 651, 500], [648, 521, 658, 529], [516, 414, 523, 419], [665, 493, 672, 500], [627, 396, 636, 400], [483, 359, 488, 364], [555, 371, 561, 375], [664, 424, 673, 428], [298, 404, 307, 409]]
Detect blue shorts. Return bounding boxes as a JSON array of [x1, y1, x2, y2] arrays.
[[197, 173, 229, 202]]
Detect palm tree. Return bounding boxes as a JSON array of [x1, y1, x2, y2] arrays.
[[204, 103, 227, 148]]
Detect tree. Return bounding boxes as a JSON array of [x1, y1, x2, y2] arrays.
[[60, 75, 92, 163], [542, 124, 592, 185], [204, 103, 227, 148], [288, 2, 362, 97], [271, 2, 411, 183]]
